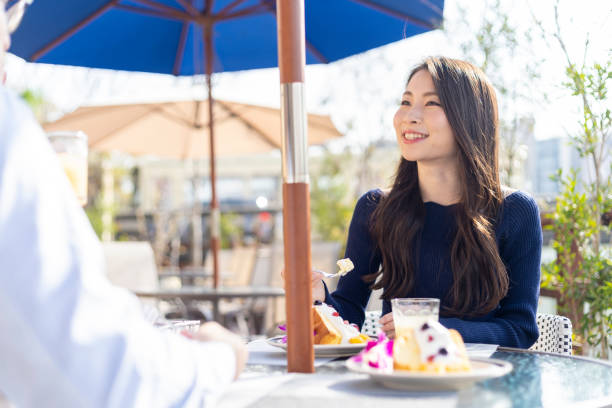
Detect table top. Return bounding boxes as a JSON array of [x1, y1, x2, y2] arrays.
[[217, 348, 612, 408], [134, 286, 285, 301]]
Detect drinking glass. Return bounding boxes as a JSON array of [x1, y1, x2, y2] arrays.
[[47, 131, 88, 206], [391, 298, 440, 337]]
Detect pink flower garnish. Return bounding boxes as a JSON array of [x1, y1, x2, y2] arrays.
[[365, 340, 378, 351], [385, 339, 394, 356], [277, 324, 287, 331]]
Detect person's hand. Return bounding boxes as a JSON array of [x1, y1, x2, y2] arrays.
[[379, 312, 395, 339], [280, 268, 325, 303], [185, 322, 248, 380]]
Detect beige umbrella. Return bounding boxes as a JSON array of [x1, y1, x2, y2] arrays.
[[43, 98, 341, 292], [43, 99, 341, 159]]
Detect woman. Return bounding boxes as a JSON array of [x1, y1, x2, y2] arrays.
[[315, 56, 542, 348]]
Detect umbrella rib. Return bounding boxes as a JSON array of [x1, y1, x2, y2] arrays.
[[31, 0, 120, 61], [305, 40, 328, 64], [217, 0, 247, 17], [214, 101, 279, 149], [350, 0, 440, 29], [88, 107, 161, 148], [131, 0, 186, 15], [204, 0, 214, 14], [173, 22, 190, 75], [220, 4, 270, 21], [155, 106, 197, 128], [115, 4, 193, 22], [175, 0, 201, 16], [416, 0, 444, 16]]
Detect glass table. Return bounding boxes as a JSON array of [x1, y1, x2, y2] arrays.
[[217, 348, 612, 408]]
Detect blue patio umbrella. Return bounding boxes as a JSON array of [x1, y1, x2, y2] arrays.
[[11, 0, 443, 74], [10, 0, 444, 288]]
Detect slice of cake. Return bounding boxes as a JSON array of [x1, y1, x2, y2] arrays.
[[351, 333, 394, 373], [350, 320, 471, 374], [312, 301, 369, 344], [336, 258, 355, 276], [394, 320, 471, 373]]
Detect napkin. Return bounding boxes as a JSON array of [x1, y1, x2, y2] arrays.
[[465, 343, 499, 358]]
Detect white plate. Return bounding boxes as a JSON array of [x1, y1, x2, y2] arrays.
[[346, 357, 512, 391], [266, 336, 369, 357]]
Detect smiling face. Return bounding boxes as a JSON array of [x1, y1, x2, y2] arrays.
[[393, 69, 457, 166]]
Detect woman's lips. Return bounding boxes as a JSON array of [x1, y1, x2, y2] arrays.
[[401, 131, 428, 144]]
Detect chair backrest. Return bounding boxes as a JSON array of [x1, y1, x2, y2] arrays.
[[362, 310, 382, 336], [202, 246, 256, 286], [102, 241, 167, 323], [529, 313, 573, 355], [362, 310, 573, 356], [224, 245, 257, 287]]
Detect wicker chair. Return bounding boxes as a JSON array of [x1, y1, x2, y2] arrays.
[[361, 310, 573, 355], [529, 313, 573, 355], [361, 310, 382, 337]]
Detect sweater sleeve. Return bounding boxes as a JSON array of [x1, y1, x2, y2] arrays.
[[324, 190, 382, 328], [440, 191, 542, 348]]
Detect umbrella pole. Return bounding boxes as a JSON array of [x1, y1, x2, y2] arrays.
[[205, 28, 221, 290], [276, 0, 314, 373]]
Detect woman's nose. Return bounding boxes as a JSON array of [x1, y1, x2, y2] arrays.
[[400, 106, 422, 124]]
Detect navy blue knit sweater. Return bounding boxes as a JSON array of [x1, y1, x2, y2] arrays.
[[324, 188, 542, 348]]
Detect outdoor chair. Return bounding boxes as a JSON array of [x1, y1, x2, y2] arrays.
[[102, 241, 164, 321], [361, 310, 382, 337], [528, 313, 573, 355], [102, 241, 207, 322], [361, 310, 573, 355], [215, 245, 258, 335]]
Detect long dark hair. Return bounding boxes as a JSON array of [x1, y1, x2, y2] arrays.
[[368, 56, 508, 317]]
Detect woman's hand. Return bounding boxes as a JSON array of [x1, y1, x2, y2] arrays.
[[281, 268, 326, 303], [379, 312, 395, 339]]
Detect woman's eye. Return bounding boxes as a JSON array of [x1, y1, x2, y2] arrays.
[[400, 100, 411, 106], [426, 100, 441, 106]]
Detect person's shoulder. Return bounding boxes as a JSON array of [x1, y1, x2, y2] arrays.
[[353, 188, 385, 216], [499, 188, 541, 231], [0, 86, 33, 118], [501, 188, 539, 213], [357, 188, 385, 206], [0, 87, 40, 143]]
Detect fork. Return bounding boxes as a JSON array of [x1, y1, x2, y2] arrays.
[[313, 269, 343, 279]]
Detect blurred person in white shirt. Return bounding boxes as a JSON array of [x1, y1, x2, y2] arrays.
[[0, 1, 247, 407]]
